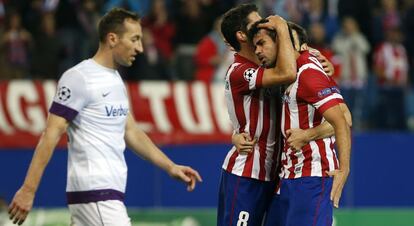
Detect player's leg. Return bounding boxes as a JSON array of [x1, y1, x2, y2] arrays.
[[217, 170, 276, 226], [69, 200, 131, 226], [285, 177, 333, 226], [263, 181, 288, 226], [69, 202, 103, 226], [217, 170, 227, 226], [97, 200, 131, 226]]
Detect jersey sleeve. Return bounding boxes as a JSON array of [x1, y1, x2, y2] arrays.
[[49, 69, 89, 121], [229, 64, 264, 94], [297, 67, 343, 114]]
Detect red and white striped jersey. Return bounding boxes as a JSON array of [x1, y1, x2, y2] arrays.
[[374, 42, 409, 86], [280, 51, 344, 179], [223, 54, 282, 181]]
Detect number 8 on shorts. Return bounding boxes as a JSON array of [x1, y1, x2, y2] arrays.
[[237, 211, 250, 226]]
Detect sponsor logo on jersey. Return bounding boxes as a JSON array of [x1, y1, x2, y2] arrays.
[[105, 105, 129, 117], [317, 86, 341, 98], [102, 92, 111, 97]]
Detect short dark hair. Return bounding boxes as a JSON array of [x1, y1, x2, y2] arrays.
[[248, 19, 277, 43], [98, 8, 140, 42], [287, 21, 309, 48], [221, 4, 258, 52]]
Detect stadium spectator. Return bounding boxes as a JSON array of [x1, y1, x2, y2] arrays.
[[172, 0, 217, 80], [31, 12, 63, 79], [194, 17, 229, 82], [372, 0, 402, 46], [142, 0, 175, 62], [308, 22, 341, 79], [103, 0, 149, 16], [21, 0, 43, 37], [54, 0, 83, 75], [403, 0, 414, 130], [121, 28, 171, 80], [373, 26, 409, 129], [1, 9, 32, 79], [135, 0, 176, 80], [0, 0, 5, 25], [77, 0, 101, 60], [332, 16, 370, 129], [300, 0, 339, 42]]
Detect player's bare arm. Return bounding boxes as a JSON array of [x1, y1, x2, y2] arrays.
[[287, 103, 352, 151], [124, 113, 202, 191], [340, 102, 353, 127], [322, 105, 351, 208], [8, 114, 69, 225], [259, 16, 297, 87]]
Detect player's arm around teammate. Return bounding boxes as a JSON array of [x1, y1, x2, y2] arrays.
[[124, 113, 202, 191], [257, 16, 297, 86], [8, 114, 69, 225], [231, 99, 351, 153], [286, 102, 352, 150]]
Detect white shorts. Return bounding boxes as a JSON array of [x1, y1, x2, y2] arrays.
[[68, 200, 131, 226]]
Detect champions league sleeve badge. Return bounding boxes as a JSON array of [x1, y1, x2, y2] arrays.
[[58, 86, 72, 101], [243, 68, 256, 82]]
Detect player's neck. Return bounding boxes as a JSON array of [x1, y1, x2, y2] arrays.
[[238, 44, 260, 65], [92, 45, 117, 70]]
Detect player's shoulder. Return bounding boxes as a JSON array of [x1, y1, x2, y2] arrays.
[[58, 61, 89, 85], [297, 51, 326, 77], [297, 51, 319, 68], [228, 62, 259, 85], [233, 62, 259, 75], [231, 54, 259, 75]]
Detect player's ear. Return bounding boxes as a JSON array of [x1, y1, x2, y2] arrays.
[[107, 32, 119, 48], [236, 31, 247, 42], [300, 43, 308, 51]]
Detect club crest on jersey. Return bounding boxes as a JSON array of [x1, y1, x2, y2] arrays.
[[243, 68, 256, 82], [282, 94, 290, 103], [57, 86, 71, 101]]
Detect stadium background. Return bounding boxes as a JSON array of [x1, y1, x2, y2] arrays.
[[1, 0, 414, 225]]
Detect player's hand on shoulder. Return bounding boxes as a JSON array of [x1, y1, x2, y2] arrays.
[[232, 132, 256, 155], [309, 48, 334, 76], [168, 164, 203, 192], [257, 15, 286, 31], [8, 186, 35, 225]]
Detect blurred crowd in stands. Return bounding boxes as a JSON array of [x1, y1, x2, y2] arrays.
[[0, 0, 413, 131]]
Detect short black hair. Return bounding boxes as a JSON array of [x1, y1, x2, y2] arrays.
[[98, 8, 140, 43], [221, 4, 258, 52], [248, 19, 277, 44], [287, 21, 309, 48]]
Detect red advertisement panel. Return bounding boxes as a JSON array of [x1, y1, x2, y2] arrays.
[[0, 81, 232, 148]]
